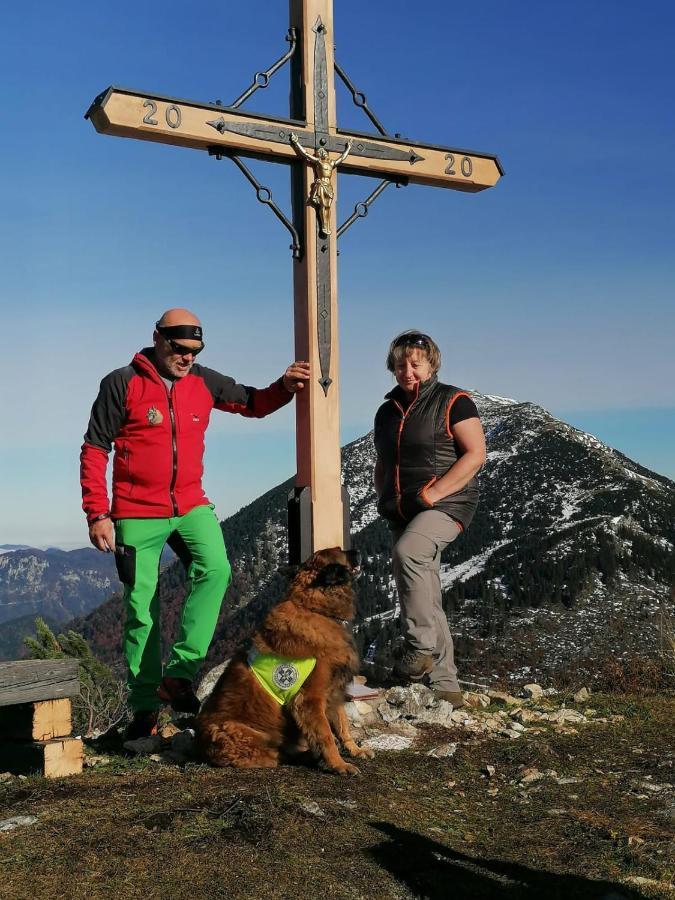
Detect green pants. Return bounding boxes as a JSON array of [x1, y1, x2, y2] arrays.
[[114, 504, 231, 712]]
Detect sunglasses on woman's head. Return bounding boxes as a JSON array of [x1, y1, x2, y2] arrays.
[[393, 333, 431, 349]]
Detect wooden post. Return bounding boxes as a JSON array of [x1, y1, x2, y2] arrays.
[[0, 660, 83, 778], [0, 735, 84, 779], [288, 0, 345, 559], [0, 659, 80, 707], [0, 698, 72, 741]]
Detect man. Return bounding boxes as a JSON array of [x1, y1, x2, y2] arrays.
[[81, 308, 309, 738]]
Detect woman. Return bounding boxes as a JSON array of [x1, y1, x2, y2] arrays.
[[373, 332, 486, 706]]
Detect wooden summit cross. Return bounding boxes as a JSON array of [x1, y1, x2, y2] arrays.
[[85, 0, 502, 564]]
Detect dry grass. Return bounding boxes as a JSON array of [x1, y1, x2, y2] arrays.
[[1, 694, 673, 899]]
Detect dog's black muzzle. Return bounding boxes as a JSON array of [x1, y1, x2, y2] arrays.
[[346, 548, 361, 575]]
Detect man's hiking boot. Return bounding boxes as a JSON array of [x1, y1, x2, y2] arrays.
[[124, 709, 159, 741], [393, 646, 433, 681], [432, 690, 464, 708], [157, 676, 201, 714]]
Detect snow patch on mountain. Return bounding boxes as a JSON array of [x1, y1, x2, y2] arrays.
[[440, 542, 511, 588], [479, 393, 518, 406]]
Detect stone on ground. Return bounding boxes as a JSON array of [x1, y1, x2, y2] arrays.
[[522, 683, 544, 700]]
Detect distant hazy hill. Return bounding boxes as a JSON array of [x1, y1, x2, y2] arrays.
[[0, 545, 178, 661], [0, 547, 117, 660], [73, 393, 674, 685], [0, 547, 118, 626], [0, 613, 61, 661]]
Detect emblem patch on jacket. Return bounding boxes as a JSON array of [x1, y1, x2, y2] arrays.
[[146, 406, 163, 426], [272, 663, 299, 690]]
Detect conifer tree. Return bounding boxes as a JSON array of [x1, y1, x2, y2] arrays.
[[25, 618, 126, 736]]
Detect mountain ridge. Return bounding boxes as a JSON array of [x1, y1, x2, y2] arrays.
[[0, 547, 118, 626]]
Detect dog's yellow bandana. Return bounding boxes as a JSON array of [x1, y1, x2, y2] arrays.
[[247, 648, 317, 705]]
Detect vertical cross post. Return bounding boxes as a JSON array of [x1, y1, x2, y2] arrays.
[[287, 0, 347, 563]]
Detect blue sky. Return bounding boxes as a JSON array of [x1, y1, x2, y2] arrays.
[[0, 0, 673, 548]]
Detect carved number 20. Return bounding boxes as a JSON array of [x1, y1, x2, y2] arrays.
[[445, 154, 473, 177], [142, 100, 182, 129]]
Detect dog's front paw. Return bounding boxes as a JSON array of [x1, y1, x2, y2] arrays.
[[332, 760, 361, 776], [353, 745, 375, 760], [344, 742, 374, 760]]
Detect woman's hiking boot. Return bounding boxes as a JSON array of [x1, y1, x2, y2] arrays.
[[393, 646, 434, 681], [432, 690, 464, 708]]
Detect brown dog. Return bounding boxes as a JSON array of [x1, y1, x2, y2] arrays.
[[195, 547, 373, 775]]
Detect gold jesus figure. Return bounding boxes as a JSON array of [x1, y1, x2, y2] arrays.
[[290, 133, 353, 236]]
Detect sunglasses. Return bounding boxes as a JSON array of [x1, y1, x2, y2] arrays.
[[163, 336, 204, 357], [393, 332, 431, 349]]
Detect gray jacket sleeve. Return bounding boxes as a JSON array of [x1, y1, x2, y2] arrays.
[[83, 366, 134, 451]]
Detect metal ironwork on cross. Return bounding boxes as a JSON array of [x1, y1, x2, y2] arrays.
[[85, 0, 503, 564]]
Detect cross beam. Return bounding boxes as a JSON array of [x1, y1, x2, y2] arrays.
[[87, 88, 502, 193], [85, 0, 503, 563]]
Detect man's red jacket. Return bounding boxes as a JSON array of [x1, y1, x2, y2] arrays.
[[80, 349, 293, 522]]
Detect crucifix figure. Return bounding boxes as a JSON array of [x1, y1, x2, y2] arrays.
[[85, 0, 503, 564], [289, 132, 353, 235]]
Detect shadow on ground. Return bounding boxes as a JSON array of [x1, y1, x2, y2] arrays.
[[368, 822, 642, 900]]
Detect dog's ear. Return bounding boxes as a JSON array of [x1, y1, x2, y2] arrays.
[[292, 559, 319, 591], [278, 563, 299, 581]]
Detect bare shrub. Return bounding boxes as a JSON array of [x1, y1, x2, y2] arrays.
[[25, 618, 128, 736], [593, 654, 670, 694]]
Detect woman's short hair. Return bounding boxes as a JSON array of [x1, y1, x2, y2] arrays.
[[386, 331, 441, 374]]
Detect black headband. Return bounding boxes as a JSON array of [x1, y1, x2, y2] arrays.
[[156, 322, 203, 342]]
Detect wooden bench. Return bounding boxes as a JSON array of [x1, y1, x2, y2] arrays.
[[0, 659, 83, 777]]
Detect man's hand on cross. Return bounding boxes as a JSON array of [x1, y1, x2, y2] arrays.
[[283, 361, 311, 393]]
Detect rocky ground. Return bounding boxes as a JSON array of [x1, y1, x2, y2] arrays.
[[1, 684, 673, 899], [105, 681, 661, 769]]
